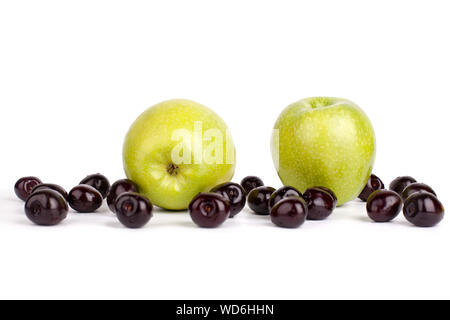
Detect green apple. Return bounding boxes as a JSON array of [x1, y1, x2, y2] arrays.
[[271, 97, 376, 206], [123, 99, 236, 210]]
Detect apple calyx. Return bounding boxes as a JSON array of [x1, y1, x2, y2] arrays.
[[167, 163, 180, 176]]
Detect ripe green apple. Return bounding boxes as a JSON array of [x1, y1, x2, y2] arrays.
[[123, 99, 236, 210], [271, 97, 376, 206]]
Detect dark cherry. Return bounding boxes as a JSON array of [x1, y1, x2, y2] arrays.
[[25, 189, 68, 226], [270, 196, 307, 228], [115, 192, 153, 228], [14, 176, 42, 201], [68, 184, 103, 213], [211, 182, 246, 218], [400, 182, 436, 202], [240, 176, 264, 195], [268, 186, 302, 210], [313, 186, 338, 207], [247, 186, 276, 215], [366, 190, 402, 222], [403, 192, 444, 227], [303, 187, 336, 220], [107, 179, 139, 213], [31, 183, 68, 200], [80, 174, 110, 199], [389, 176, 417, 195], [189, 193, 230, 228], [358, 174, 384, 202]]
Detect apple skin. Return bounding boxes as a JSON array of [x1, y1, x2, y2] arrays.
[[271, 97, 376, 206], [123, 99, 236, 210]]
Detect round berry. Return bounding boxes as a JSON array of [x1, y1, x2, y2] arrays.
[[313, 186, 338, 207], [270, 196, 307, 228], [268, 186, 302, 210], [80, 174, 110, 199], [211, 182, 246, 218], [14, 176, 42, 201], [247, 186, 276, 215], [303, 187, 336, 220], [358, 174, 384, 202], [107, 179, 139, 213], [403, 192, 444, 227], [68, 184, 103, 213], [31, 183, 68, 200], [25, 189, 68, 226], [240, 176, 264, 195], [189, 193, 230, 228], [366, 190, 402, 222], [115, 192, 153, 228], [389, 176, 417, 195], [401, 182, 436, 202]]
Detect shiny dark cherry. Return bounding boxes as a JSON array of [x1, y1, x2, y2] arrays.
[[403, 192, 444, 227], [14, 176, 42, 201], [68, 184, 103, 213], [401, 182, 436, 202], [358, 174, 385, 202], [107, 179, 139, 213], [80, 173, 111, 199], [189, 193, 230, 228], [389, 176, 417, 195], [270, 196, 307, 228], [247, 186, 276, 215], [303, 187, 336, 220], [366, 190, 402, 222], [240, 176, 264, 195], [25, 189, 68, 226], [211, 182, 246, 218], [268, 186, 302, 210], [115, 192, 153, 228], [31, 183, 68, 200], [313, 186, 338, 207]]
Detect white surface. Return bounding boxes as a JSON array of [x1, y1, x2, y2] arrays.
[[0, 0, 449, 300]]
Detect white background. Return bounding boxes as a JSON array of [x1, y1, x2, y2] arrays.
[[0, 0, 449, 300]]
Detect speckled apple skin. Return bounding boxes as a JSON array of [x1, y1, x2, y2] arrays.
[[271, 97, 376, 206], [123, 99, 236, 210]]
